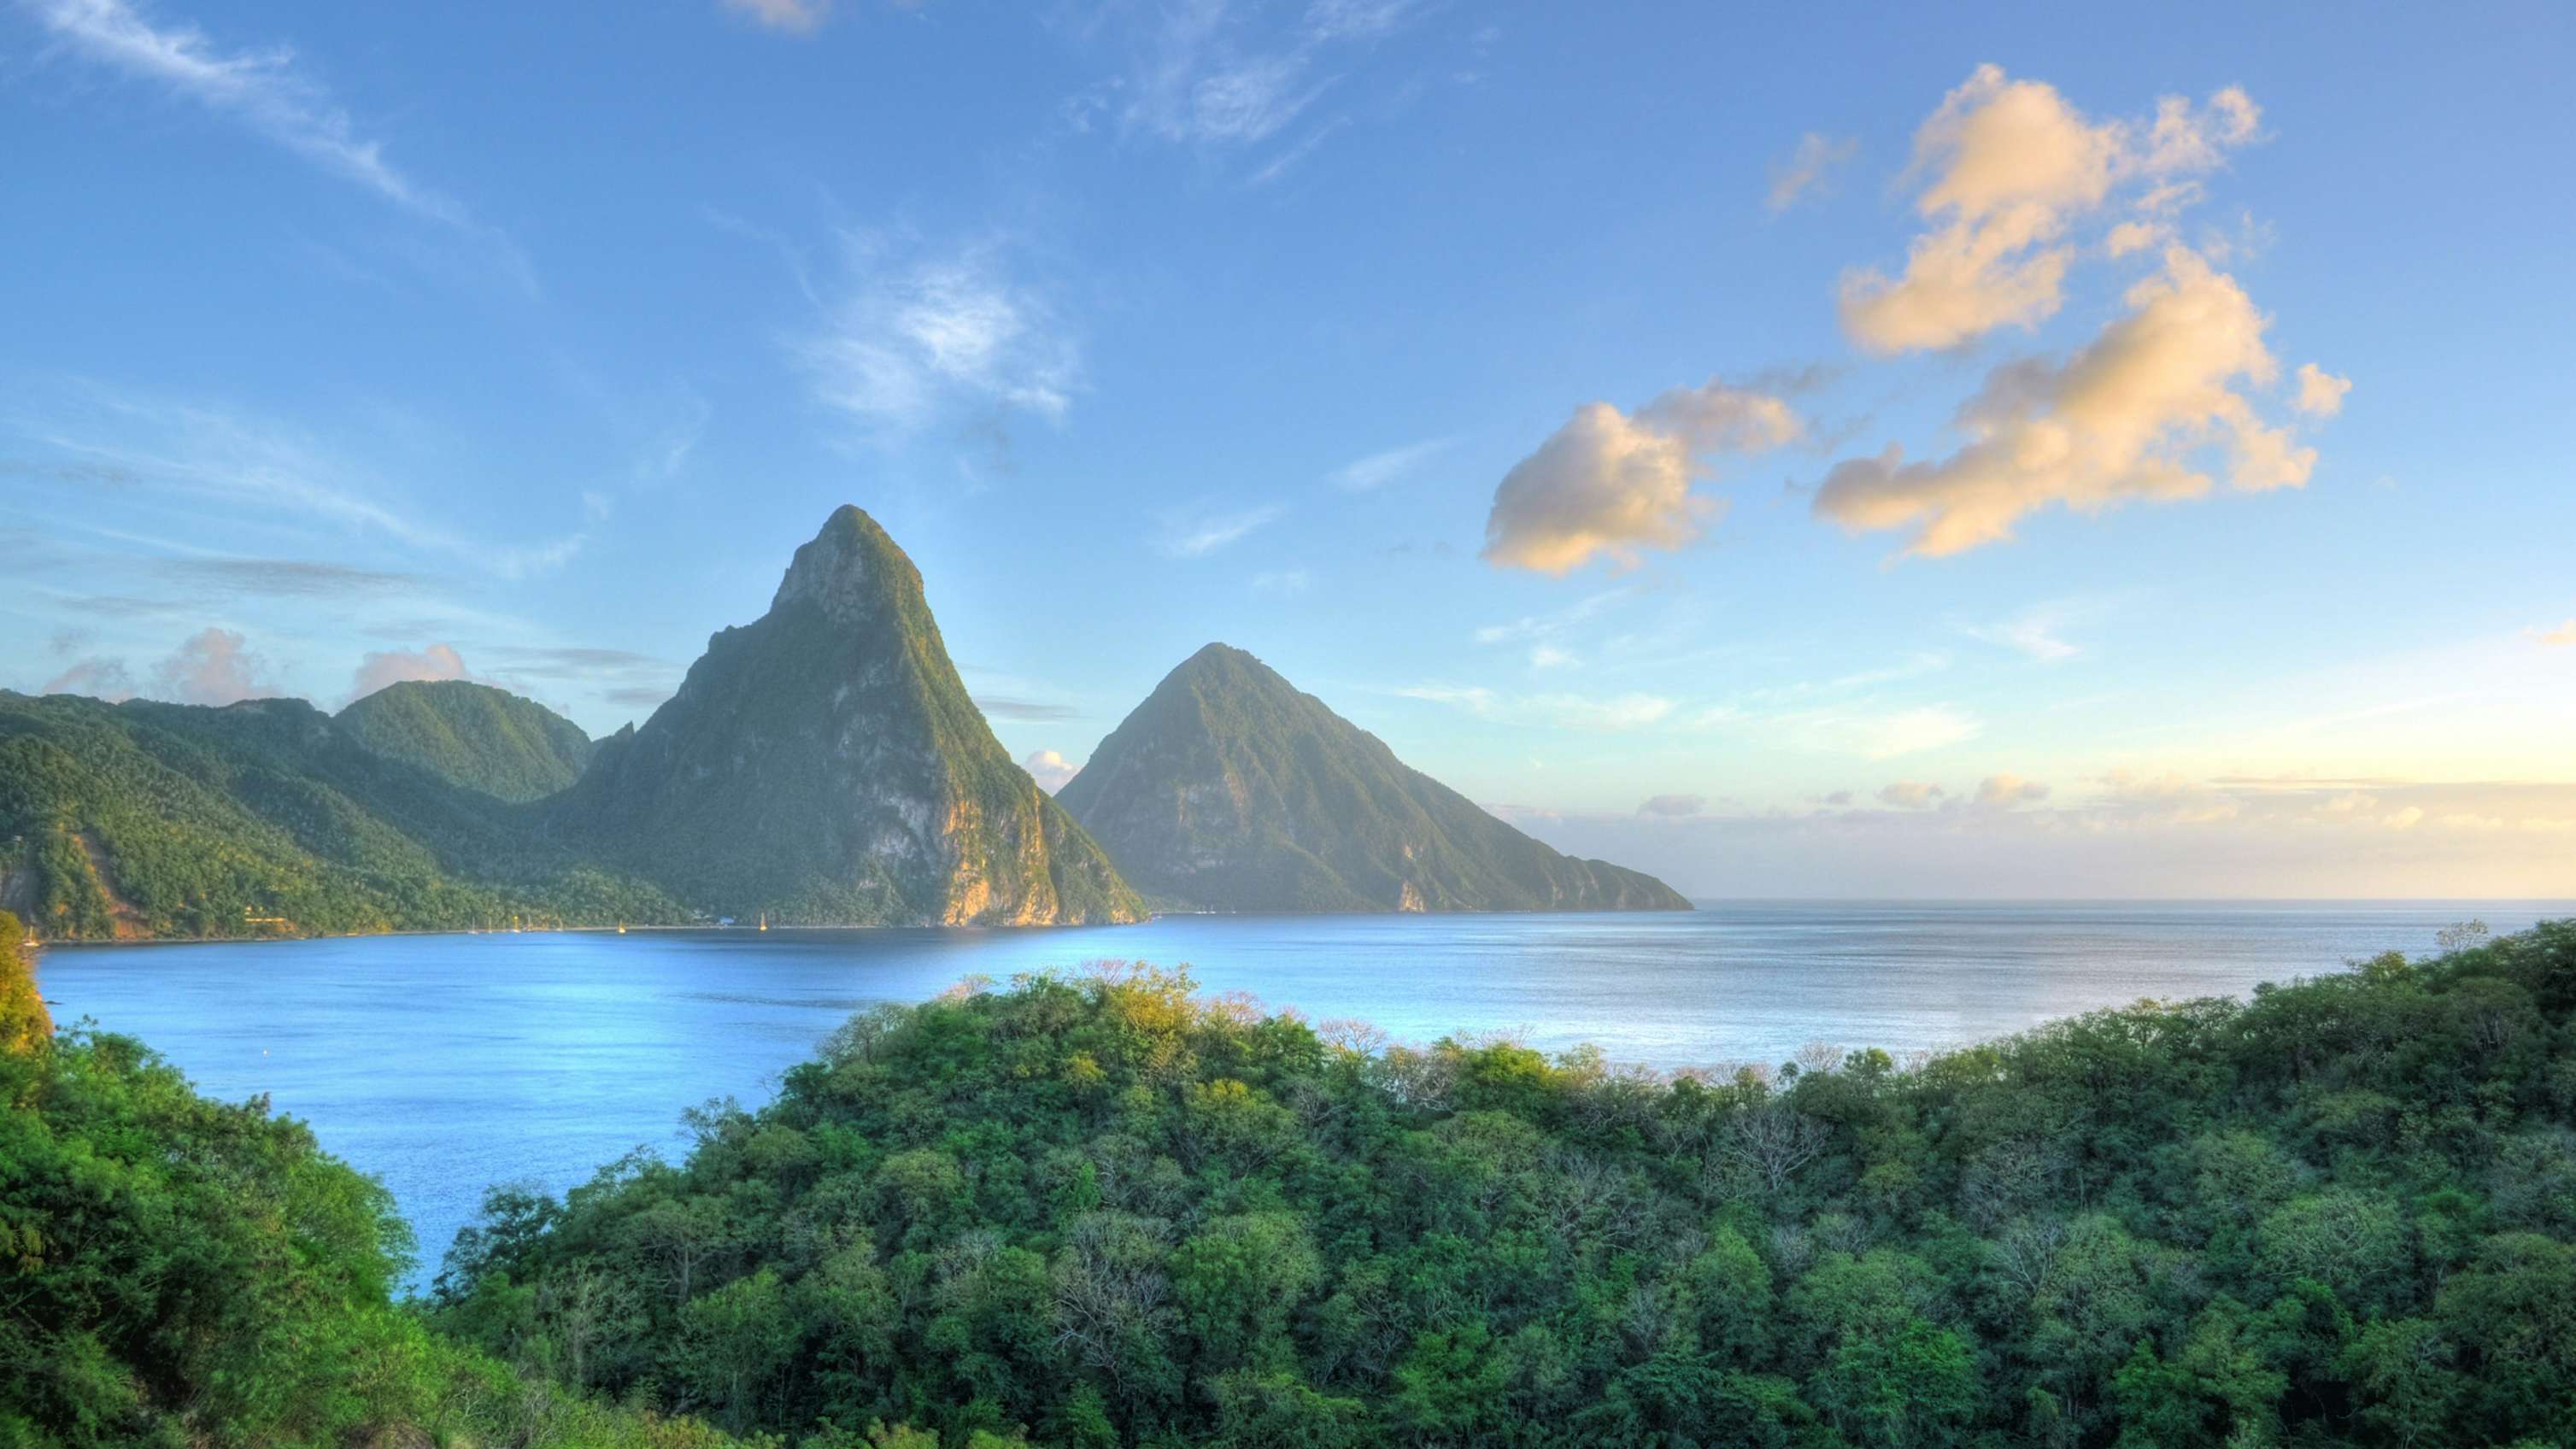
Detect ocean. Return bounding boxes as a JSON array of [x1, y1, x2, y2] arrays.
[[32, 900, 2565, 1289]]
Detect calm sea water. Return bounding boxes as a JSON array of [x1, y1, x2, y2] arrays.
[[32, 900, 2567, 1288]]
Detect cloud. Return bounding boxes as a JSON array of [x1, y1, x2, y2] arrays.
[[1877, 780, 1946, 809], [41, 656, 136, 701], [2294, 362, 2351, 418], [1975, 772, 2051, 806], [2533, 620, 2576, 647], [1839, 66, 2261, 354], [348, 642, 472, 703], [23, 0, 471, 227], [1804, 704, 1981, 760], [720, 0, 830, 32], [1528, 644, 1576, 670], [1964, 601, 2088, 661], [1022, 748, 1079, 793], [1329, 436, 1457, 491], [1156, 502, 1285, 558], [1767, 132, 1857, 212], [1638, 793, 1707, 818], [1394, 683, 1672, 731], [1250, 568, 1311, 594], [148, 626, 268, 706], [160, 557, 417, 597], [1816, 246, 2321, 556], [975, 695, 1079, 722], [1484, 379, 1804, 574], [796, 232, 1079, 434]]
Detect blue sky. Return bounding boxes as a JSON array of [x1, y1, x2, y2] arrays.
[[5, 0, 2572, 896]]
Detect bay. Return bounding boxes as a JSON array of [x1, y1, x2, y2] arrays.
[[32, 900, 2566, 1289]]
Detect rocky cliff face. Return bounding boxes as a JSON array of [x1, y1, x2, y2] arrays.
[[1058, 642, 1693, 914], [555, 506, 1143, 926]]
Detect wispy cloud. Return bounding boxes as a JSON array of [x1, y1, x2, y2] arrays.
[[1766, 132, 1856, 213], [22, 0, 471, 227], [795, 232, 1080, 435], [1963, 601, 2095, 662], [2532, 619, 2576, 647], [975, 695, 1080, 722], [1155, 502, 1285, 557], [719, 0, 830, 34], [1329, 434, 1457, 491], [1394, 683, 1675, 731]]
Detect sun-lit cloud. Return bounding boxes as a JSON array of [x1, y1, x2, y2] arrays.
[[21, 0, 481, 231], [40, 656, 137, 701], [1767, 132, 1857, 213], [796, 232, 1078, 435], [1975, 772, 2051, 806], [1816, 246, 2322, 556], [2533, 620, 2576, 647], [2294, 362, 2352, 417], [348, 642, 472, 703], [1021, 748, 1079, 793], [1483, 379, 1804, 573], [147, 626, 268, 706], [1877, 780, 1946, 809], [1839, 65, 2260, 354]]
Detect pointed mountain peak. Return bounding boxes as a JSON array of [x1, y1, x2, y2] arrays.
[[771, 504, 920, 624]]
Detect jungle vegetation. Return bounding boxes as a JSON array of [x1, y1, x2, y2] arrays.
[[420, 920, 2576, 1448]]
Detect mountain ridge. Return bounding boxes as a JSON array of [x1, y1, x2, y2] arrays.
[[336, 679, 593, 803]]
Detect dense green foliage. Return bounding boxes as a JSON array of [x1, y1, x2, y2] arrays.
[[337, 679, 595, 803], [0, 978, 743, 1446], [553, 506, 1141, 927], [0, 690, 681, 940], [438, 924, 2576, 1447], [1059, 644, 1689, 914]]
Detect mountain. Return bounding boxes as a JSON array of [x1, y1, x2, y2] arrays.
[[0, 691, 678, 940], [337, 679, 593, 802], [1058, 642, 1693, 913], [549, 505, 1143, 926]]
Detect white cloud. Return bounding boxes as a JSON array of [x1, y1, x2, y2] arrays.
[[1022, 748, 1079, 793], [1637, 793, 1707, 818], [1787, 704, 1980, 760], [2533, 620, 2576, 647], [2382, 805, 2425, 831], [1156, 502, 1285, 557], [720, 0, 830, 33], [1839, 65, 2263, 354], [796, 232, 1079, 434], [1975, 772, 2051, 807], [24, 0, 471, 227], [1877, 780, 1946, 809], [348, 642, 473, 703], [1328, 435, 1456, 491], [2294, 362, 2352, 418], [1965, 601, 2089, 662], [1767, 132, 1857, 213], [1816, 246, 2321, 556], [1528, 644, 1577, 670], [1484, 379, 1804, 574], [148, 626, 268, 706]]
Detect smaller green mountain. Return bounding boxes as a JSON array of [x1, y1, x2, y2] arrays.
[[1058, 642, 1693, 913], [0, 691, 677, 940], [337, 679, 593, 802]]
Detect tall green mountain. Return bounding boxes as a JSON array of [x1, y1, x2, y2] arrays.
[[549, 505, 1143, 926], [1058, 642, 1693, 913], [0, 691, 678, 940], [337, 679, 592, 802]]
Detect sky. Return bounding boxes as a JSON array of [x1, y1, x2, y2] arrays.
[[3, 0, 2573, 899]]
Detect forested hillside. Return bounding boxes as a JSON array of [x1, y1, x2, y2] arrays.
[[337, 678, 595, 802], [0, 691, 678, 939], [436, 922, 2576, 1447]]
